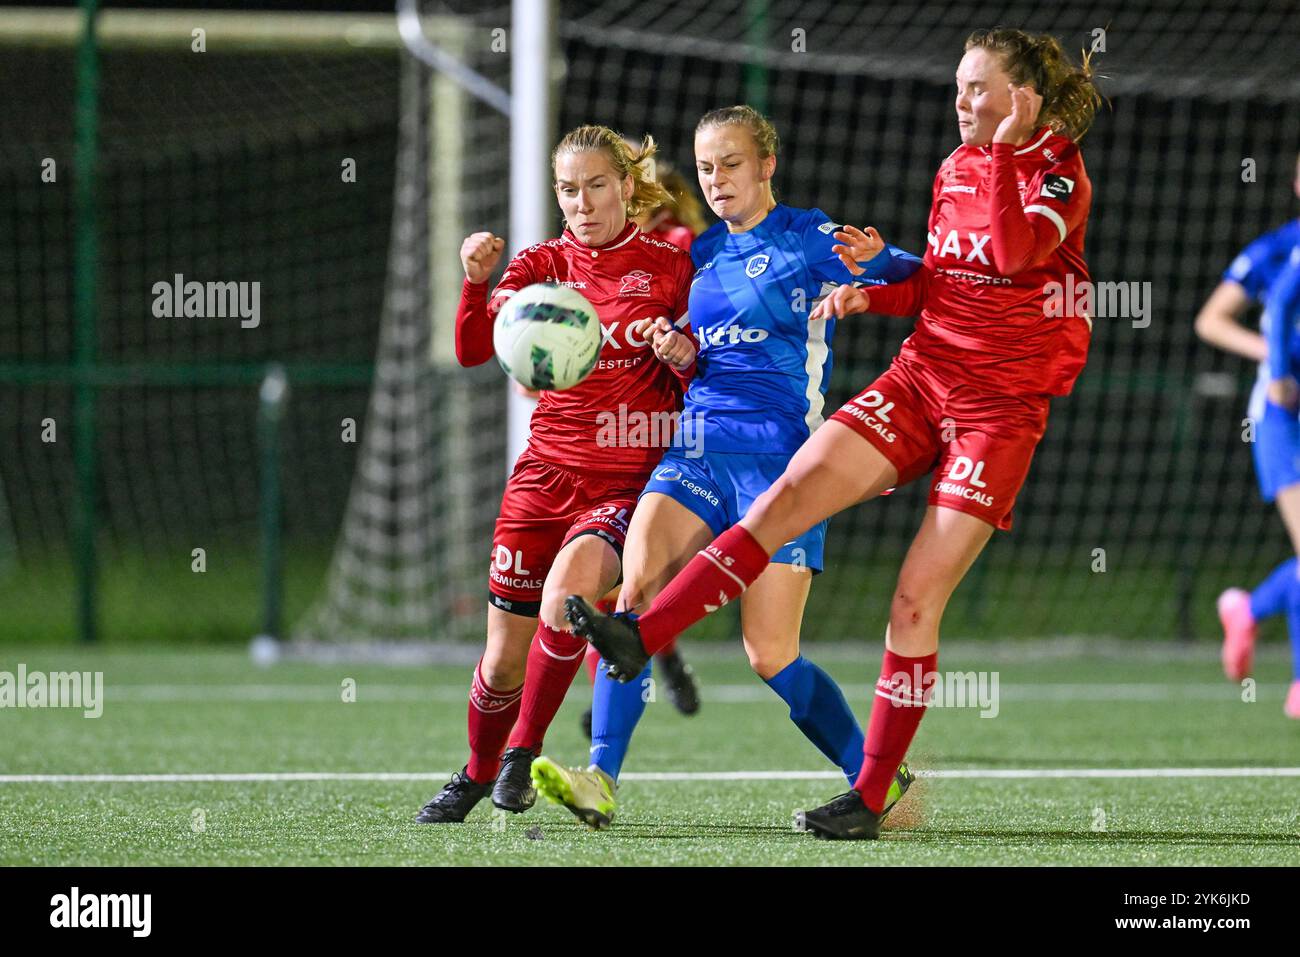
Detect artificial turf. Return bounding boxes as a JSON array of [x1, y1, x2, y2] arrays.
[[1, 643, 1297, 866]]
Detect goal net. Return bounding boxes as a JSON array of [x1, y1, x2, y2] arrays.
[[305, 1, 1300, 646]]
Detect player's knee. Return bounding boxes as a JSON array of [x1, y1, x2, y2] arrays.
[[889, 588, 939, 637], [744, 641, 795, 681], [479, 649, 525, 689], [537, 590, 570, 633]]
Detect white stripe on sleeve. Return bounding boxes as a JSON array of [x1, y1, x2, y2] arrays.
[[1024, 204, 1068, 243]]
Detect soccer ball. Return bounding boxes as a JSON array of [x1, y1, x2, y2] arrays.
[[493, 283, 601, 391]]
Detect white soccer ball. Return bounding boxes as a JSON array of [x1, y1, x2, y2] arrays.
[[493, 283, 601, 391]]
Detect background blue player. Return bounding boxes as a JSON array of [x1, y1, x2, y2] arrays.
[[528, 105, 922, 827], [1195, 152, 1300, 718]]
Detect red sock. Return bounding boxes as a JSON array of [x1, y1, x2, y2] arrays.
[[465, 659, 522, 783], [506, 623, 587, 752], [638, 525, 771, 654], [854, 648, 938, 813]]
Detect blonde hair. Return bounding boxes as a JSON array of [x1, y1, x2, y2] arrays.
[[695, 105, 780, 159], [965, 28, 1103, 141], [552, 125, 672, 219]]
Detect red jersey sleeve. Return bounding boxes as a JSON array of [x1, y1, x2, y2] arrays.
[[866, 267, 932, 317], [454, 279, 494, 367], [454, 245, 545, 368], [492, 245, 546, 308], [989, 141, 1090, 275]]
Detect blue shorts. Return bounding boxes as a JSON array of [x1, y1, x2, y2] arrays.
[[641, 449, 828, 571], [1253, 401, 1300, 503]]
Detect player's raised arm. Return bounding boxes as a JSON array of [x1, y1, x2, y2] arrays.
[[462, 230, 505, 283], [988, 84, 1091, 275], [453, 231, 506, 367]]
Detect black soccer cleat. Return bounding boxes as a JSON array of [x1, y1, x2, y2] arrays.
[[564, 595, 650, 682], [793, 762, 915, 840], [655, 648, 700, 716], [793, 791, 886, 840], [413, 767, 492, 823], [491, 746, 539, 813]]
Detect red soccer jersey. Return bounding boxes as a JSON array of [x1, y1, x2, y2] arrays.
[[487, 221, 695, 474], [884, 126, 1093, 396]]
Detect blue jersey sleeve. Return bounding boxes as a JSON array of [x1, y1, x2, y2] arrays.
[[1263, 246, 1300, 380], [1226, 232, 1282, 301], [800, 209, 922, 286]]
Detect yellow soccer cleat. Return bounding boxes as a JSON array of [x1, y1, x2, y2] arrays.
[[530, 756, 617, 830]]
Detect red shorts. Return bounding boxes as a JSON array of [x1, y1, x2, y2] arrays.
[[828, 355, 1050, 531], [488, 450, 642, 616]]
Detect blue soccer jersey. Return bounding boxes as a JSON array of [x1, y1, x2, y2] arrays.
[[1224, 218, 1300, 421], [1263, 245, 1300, 382], [682, 204, 922, 454]]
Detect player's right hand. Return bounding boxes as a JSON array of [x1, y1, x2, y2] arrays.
[[809, 284, 871, 322], [461, 231, 505, 283], [1268, 376, 1300, 412]]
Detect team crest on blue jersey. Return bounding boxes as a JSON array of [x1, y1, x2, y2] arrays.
[[745, 254, 770, 278], [655, 466, 683, 481]]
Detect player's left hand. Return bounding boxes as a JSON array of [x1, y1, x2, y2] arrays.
[[831, 225, 885, 276], [993, 84, 1044, 147], [642, 316, 696, 370]]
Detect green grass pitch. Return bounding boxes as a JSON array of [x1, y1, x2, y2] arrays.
[[1, 644, 1297, 866]]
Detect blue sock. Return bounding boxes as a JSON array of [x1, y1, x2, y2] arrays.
[[1250, 558, 1297, 621], [1287, 575, 1300, 682], [764, 656, 865, 785], [589, 661, 652, 782]]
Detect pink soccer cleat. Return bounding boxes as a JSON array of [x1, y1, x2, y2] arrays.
[[1217, 588, 1257, 682], [1285, 681, 1300, 719]]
